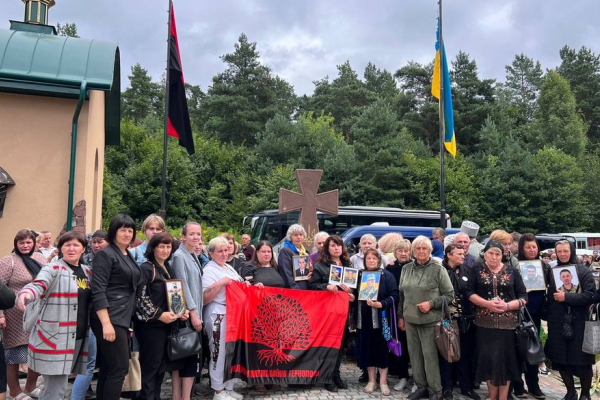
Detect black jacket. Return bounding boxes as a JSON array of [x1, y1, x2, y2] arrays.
[[546, 242, 595, 366], [277, 246, 309, 290], [310, 260, 348, 291], [91, 243, 142, 328], [442, 260, 474, 319]]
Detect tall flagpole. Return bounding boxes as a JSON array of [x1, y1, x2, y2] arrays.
[[438, 0, 447, 228], [160, 0, 172, 220]]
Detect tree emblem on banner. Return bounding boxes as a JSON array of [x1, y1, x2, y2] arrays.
[[251, 294, 312, 366]]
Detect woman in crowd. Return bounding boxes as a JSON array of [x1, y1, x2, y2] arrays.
[[350, 234, 389, 269], [16, 231, 92, 400], [388, 240, 412, 392], [0, 229, 45, 399], [465, 240, 527, 400], [203, 236, 247, 400], [241, 241, 285, 288], [72, 229, 109, 400], [398, 236, 453, 400], [511, 233, 547, 399], [91, 214, 141, 400], [354, 249, 398, 396], [135, 232, 189, 400], [377, 232, 403, 262], [221, 233, 245, 274], [132, 214, 166, 265], [171, 222, 204, 400], [310, 235, 354, 393], [278, 224, 310, 290], [439, 244, 480, 400], [546, 240, 595, 400]]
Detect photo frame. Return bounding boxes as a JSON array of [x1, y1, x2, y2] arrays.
[[292, 255, 310, 281], [329, 265, 343, 285], [165, 279, 186, 315], [519, 260, 546, 292], [342, 267, 359, 289], [357, 271, 381, 301], [551, 265, 581, 293]]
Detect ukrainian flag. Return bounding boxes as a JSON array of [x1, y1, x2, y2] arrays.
[[431, 19, 456, 157]]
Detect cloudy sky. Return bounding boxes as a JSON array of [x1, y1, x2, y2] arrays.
[[3, 1, 599, 95]]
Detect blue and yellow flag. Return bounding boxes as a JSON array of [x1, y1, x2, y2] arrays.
[[431, 19, 456, 157]]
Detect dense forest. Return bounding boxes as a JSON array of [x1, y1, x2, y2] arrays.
[[100, 32, 600, 235]]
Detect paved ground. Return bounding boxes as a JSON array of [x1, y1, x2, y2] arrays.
[[61, 361, 571, 400]]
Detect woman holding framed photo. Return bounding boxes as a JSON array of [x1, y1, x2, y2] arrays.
[[355, 248, 399, 396], [134, 233, 189, 400], [309, 235, 354, 392], [546, 240, 595, 400], [278, 224, 310, 289]]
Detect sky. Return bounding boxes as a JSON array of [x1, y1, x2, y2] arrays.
[[2, 0, 599, 96]]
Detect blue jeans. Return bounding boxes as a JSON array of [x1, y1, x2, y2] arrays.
[[69, 330, 97, 400]]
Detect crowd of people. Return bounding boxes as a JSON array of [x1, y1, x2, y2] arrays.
[[0, 216, 599, 400]]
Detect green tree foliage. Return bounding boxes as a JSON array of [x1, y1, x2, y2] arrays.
[[530, 71, 588, 156], [56, 22, 79, 38], [200, 34, 296, 145], [103, 35, 600, 236], [122, 64, 163, 124], [558, 46, 600, 143]]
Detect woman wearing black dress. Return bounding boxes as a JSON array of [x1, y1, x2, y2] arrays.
[[465, 240, 528, 400], [240, 241, 285, 289]]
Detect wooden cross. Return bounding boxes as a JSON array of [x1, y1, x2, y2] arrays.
[[279, 169, 339, 247]]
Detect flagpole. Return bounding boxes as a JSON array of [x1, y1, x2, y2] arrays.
[[160, 0, 172, 220], [438, 0, 447, 229]]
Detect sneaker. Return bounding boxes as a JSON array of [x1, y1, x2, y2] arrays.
[[84, 387, 97, 400], [528, 389, 545, 399], [538, 366, 550, 376], [412, 384, 419, 393], [407, 387, 429, 400], [334, 376, 348, 389], [394, 378, 408, 391], [443, 389, 454, 400], [213, 391, 235, 400], [514, 388, 528, 398], [461, 389, 481, 400], [226, 390, 244, 400]]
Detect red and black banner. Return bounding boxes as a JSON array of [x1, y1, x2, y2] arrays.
[[225, 282, 349, 384], [167, 1, 194, 155]]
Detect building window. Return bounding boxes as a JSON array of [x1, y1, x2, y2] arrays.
[[0, 167, 15, 219]]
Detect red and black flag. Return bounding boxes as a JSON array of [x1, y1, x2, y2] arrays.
[[166, 0, 194, 155], [225, 282, 349, 385]]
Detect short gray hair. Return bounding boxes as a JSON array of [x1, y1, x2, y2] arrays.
[[286, 224, 307, 240], [411, 235, 433, 254], [360, 234, 376, 244], [313, 231, 329, 242], [208, 236, 229, 253]]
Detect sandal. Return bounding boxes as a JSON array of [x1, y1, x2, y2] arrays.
[[24, 387, 43, 398], [364, 382, 377, 393], [380, 384, 391, 396]]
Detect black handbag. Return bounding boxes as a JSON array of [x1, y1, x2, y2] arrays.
[[167, 321, 202, 361], [562, 307, 575, 341], [515, 306, 545, 365]]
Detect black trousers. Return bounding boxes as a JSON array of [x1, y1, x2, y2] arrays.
[[334, 318, 349, 380], [512, 315, 542, 393], [439, 323, 476, 392], [136, 323, 169, 400], [91, 318, 131, 400]]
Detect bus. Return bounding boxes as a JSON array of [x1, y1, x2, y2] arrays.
[[559, 232, 600, 254], [244, 206, 452, 246]]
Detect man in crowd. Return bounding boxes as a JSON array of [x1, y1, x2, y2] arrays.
[[432, 228, 446, 245], [454, 232, 476, 268], [460, 221, 482, 259], [38, 230, 57, 262], [241, 233, 255, 261]]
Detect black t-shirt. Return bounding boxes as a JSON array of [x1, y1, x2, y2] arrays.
[[69, 264, 91, 339]]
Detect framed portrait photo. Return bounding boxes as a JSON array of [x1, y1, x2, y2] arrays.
[[292, 255, 310, 281], [165, 279, 186, 315], [519, 260, 546, 292], [357, 271, 381, 301], [551, 265, 581, 293], [342, 267, 359, 289], [329, 265, 343, 285]]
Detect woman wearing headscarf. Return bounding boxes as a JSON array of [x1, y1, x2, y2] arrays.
[[398, 236, 454, 400], [16, 231, 92, 400], [465, 240, 528, 400], [546, 240, 595, 400], [0, 229, 45, 400], [310, 235, 354, 393], [278, 224, 310, 290]]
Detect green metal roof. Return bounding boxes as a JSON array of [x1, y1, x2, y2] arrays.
[[0, 28, 121, 145]]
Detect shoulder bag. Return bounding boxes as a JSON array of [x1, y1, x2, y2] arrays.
[[435, 296, 461, 362], [122, 335, 141, 392], [515, 303, 545, 365], [167, 320, 202, 361], [386, 297, 402, 356], [583, 303, 600, 354]]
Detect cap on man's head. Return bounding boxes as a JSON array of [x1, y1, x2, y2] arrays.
[[367, 274, 376, 281], [460, 221, 479, 238]]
